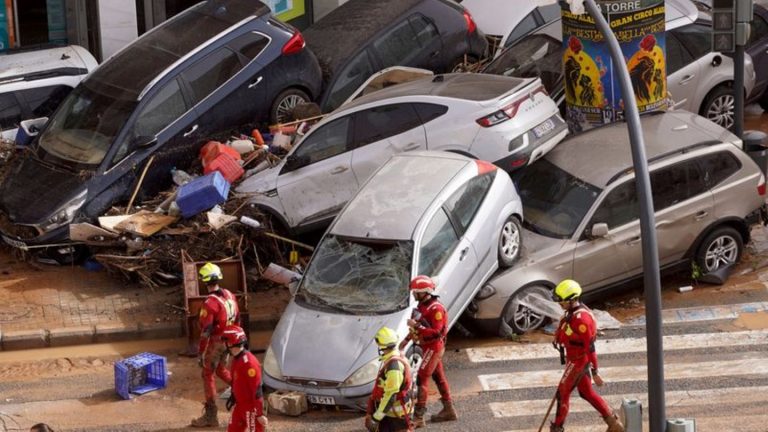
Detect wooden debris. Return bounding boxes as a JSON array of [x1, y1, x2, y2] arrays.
[[115, 213, 178, 237], [69, 223, 118, 242], [98, 214, 133, 232], [207, 212, 238, 230]]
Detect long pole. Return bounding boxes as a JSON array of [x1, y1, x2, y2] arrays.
[[734, 43, 745, 138], [581, 2, 666, 431]]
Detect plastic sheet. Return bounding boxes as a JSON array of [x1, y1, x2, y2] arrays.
[[518, 293, 622, 330]]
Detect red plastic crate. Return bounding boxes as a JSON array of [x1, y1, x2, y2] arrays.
[[204, 153, 244, 183], [200, 141, 241, 167]]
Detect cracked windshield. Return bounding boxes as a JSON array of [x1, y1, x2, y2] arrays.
[[298, 235, 413, 314]]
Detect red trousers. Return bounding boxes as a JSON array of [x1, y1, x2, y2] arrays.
[[227, 406, 263, 432], [553, 359, 612, 426], [202, 340, 232, 401], [416, 344, 451, 407]]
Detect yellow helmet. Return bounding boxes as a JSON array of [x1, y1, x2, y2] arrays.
[[553, 279, 582, 302], [375, 327, 398, 350], [199, 262, 223, 284]]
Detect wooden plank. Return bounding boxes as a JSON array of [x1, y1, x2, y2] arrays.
[[98, 214, 133, 232], [115, 212, 178, 237], [207, 212, 237, 230], [69, 223, 118, 242]]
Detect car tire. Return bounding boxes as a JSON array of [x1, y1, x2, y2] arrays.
[[499, 284, 551, 336], [700, 85, 735, 130], [270, 88, 311, 125], [498, 215, 522, 268], [695, 226, 743, 274]]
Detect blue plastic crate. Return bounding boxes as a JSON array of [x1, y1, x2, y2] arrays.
[[114, 352, 168, 400], [176, 171, 230, 218]]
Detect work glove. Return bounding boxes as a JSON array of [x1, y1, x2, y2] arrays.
[[226, 394, 236, 411], [364, 415, 379, 432], [256, 415, 268, 427]]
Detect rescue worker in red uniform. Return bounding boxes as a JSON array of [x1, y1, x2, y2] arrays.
[[365, 327, 413, 432], [550, 279, 624, 432], [398, 275, 456, 428], [221, 324, 268, 432], [191, 262, 241, 428]]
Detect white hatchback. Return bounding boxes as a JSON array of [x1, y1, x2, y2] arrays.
[[237, 73, 566, 234]]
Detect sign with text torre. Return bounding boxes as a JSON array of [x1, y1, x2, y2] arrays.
[[562, 0, 667, 132]]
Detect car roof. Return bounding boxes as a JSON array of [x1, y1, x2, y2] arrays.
[[461, 0, 555, 36], [0, 45, 97, 83], [330, 151, 471, 240], [304, 0, 429, 82], [339, 73, 526, 110], [86, 0, 270, 101], [546, 111, 739, 188]]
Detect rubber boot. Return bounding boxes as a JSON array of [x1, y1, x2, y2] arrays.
[[412, 405, 427, 429], [430, 399, 458, 422], [190, 400, 218, 427], [549, 423, 565, 432], [603, 412, 625, 432]]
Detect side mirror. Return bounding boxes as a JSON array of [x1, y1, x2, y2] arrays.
[[590, 223, 609, 238], [284, 154, 307, 172], [132, 135, 157, 149], [711, 55, 722, 67]]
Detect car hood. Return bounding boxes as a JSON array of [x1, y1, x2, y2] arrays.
[[0, 155, 83, 224], [518, 227, 569, 265], [236, 162, 281, 194], [271, 301, 409, 383]]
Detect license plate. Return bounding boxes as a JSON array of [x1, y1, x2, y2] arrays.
[[533, 118, 556, 138], [2, 235, 28, 250], [307, 395, 335, 405]]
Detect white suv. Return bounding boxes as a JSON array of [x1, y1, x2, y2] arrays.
[[0, 45, 98, 141], [237, 72, 567, 234]]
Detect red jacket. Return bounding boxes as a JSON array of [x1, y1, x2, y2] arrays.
[[231, 349, 264, 415], [412, 296, 448, 349], [555, 304, 598, 368], [198, 288, 239, 353]]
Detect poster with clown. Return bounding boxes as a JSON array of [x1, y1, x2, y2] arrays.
[[562, 0, 667, 131]]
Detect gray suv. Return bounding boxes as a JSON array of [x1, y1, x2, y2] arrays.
[[468, 111, 767, 336]]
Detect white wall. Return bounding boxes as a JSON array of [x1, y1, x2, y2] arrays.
[[97, 0, 138, 61], [313, 0, 349, 22]]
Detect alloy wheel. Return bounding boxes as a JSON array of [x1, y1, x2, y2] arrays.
[[500, 220, 521, 262], [705, 94, 735, 129], [276, 94, 307, 123], [704, 234, 739, 272]]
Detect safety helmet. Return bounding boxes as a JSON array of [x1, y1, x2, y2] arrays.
[[553, 279, 582, 302], [220, 324, 247, 347], [375, 327, 398, 351], [409, 275, 435, 294], [199, 262, 223, 284]]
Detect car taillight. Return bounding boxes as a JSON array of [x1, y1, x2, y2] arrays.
[[475, 160, 497, 175], [758, 174, 766, 196], [509, 157, 528, 169], [463, 10, 477, 34], [282, 31, 305, 55], [475, 86, 547, 128]]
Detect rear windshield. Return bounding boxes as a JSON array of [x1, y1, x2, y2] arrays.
[[38, 82, 136, 168], [436, 75, 525, 101]]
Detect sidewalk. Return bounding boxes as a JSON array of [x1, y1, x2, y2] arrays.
[[0, 250, 291, 351]]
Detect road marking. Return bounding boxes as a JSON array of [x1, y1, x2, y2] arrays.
[[489, 386, 768, 418], [466, 329, 768, 362], [626, 301, 768, 326], [478, 357, 768, 391]]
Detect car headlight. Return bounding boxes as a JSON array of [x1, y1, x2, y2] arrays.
[[42, 189, 87, 232], [263, 346, 284, 380], [475, 284, 497, 300], [343, 358, 379, 387]]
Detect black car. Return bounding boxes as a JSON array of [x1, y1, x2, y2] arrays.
[[0, 0, 322, 251], [304, 0, 488, 113]]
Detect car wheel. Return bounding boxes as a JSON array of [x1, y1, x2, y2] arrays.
[[700, 85, 735, 130], [498, 215, 522, 268], [450, 55, 479, 73], [270, 88, 310, 124], [695, 226, 743, 273], [499, 284, 551, 336]]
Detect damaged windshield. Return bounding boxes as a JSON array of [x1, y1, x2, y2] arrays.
[[513, 159, 601, 239], [38, 82, 137, 168], [298, 235, 413, 314]]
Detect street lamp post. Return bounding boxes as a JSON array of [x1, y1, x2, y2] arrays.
[[577, 1, 667, 431]]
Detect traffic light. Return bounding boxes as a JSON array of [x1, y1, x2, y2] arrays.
[[712, 0, 736, 52]]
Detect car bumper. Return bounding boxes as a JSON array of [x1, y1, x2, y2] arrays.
[[493, 114, 568, 171], [263, 373, 372, 410], [0, 224, 69, 250], [745, 204, 768, 227]]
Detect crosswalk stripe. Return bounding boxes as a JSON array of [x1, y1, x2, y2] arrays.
[[626, 301, 768, 326], [466, 329, 768, 363], [479, 357, 768, 391], [489, 386, 768, 418]]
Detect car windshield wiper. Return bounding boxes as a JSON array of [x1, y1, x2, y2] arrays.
[[300, 290, 352, 314]]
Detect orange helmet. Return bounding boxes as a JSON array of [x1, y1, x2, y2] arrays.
[[410, 275, 435, 294], [220, 324, 247, 347]]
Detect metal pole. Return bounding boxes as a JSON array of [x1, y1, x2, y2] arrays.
[[734, 43, 745, 138], [581, 2, 666, 432]]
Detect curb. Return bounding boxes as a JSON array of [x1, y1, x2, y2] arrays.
[[0, 316, 280, 352]]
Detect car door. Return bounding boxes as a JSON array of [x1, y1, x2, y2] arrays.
[[223, 30, 272, 126], [276, 116, 358, 228], [323, 48, 377, 112], [666, 31, 700, 110], [349, 103, 426, 185], [747, 11, 768, 99], [571, 179, 638, 290], [415, 207, 478, 321], [372, 14, 442, 72]]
